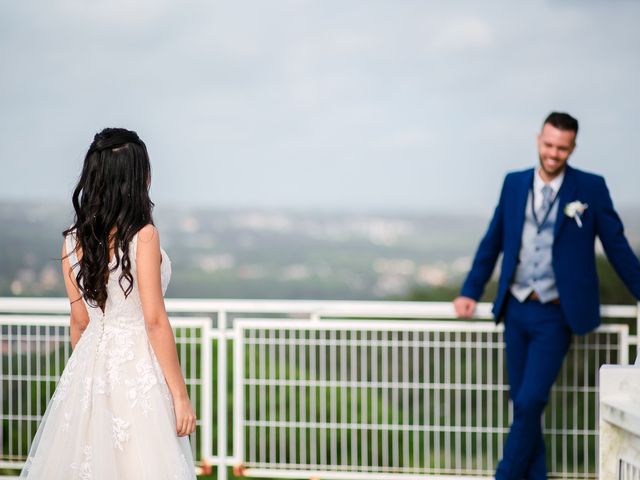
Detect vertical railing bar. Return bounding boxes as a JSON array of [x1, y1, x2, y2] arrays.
[[573, 335, 579, 474], [583, 335, 589, 475], [424, 331, 431, 473], [435, 330, 441, 470], [371, 329, 379, 470], [340, 328, 347, 467], [329, 329, 337, 467], [595, 331, 601, 478], [391, 330, 399, 469], [17, 324, 23, 459], [269, 329, 276, 465], [362, 330, 369, 468], [319, 329, 326, 466], [475, 331, 482, 472], [0, 325, 5, 458], [412, 330, 419, 473], [620, 324, 630, 365], [443, 330, 450, 471], [350, 328, 358, 468], [468, 330, 475, 472], [382, 330, 388, 468], [402, 330, 409, 470], [497, 329, 504, 468], [279, 329, 286, 467], [299, 328, 307, 466], [562, 343, 568, 475], [190, 326, 199, 458], [248, 328, 256, 464], [310, 329, 317, 467], [259, 328, 266, 465], [454, 330, 461, 470], [217, 312, 228, 480], [26, 325, 33, 454], [486, 330, 493, 469], [289, 328, 297, 467], [551, 336, 558, 473]]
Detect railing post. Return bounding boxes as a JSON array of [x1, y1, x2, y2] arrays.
[[233, 315, 245, 473], [217, 311, 227, 480], [201, 317, 213, 468]]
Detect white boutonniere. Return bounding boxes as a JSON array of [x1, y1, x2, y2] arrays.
[[564, 200, 588, 228]]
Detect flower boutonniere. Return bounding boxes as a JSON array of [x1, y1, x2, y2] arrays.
[[564, 201, 588, 228]]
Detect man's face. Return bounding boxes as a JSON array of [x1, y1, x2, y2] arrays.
[[537, 123, 576, 178]]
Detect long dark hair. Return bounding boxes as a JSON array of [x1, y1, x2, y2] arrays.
[[63, 128, 154, 310]]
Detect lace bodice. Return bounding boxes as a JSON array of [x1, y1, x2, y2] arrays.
[[65, 230, 171, 324]]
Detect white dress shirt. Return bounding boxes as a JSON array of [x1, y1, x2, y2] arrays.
[[533, 168, 564, 211]]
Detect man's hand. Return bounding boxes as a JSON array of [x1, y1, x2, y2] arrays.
[[453, 296, 477, 319]]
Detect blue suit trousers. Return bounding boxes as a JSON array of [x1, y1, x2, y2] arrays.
[[495, 295, 571, 480]]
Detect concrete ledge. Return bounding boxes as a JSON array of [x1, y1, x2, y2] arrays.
[[600, 365, 640, 480], [601, 396, 640, 437]]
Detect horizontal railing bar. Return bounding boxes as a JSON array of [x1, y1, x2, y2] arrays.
[[0, 297, 636, 319], [239, 419, 596, 436], [240, 337, 619, 349], [236, 318, 502, 331], [243, 379, 510, 390], [243, 420, 512, 433], [235, 318, 629, 333], [242, 467, 495, 479], [243, 466, 594, 479], [239, 378, 598, 393], [0, 315, 212, 328]]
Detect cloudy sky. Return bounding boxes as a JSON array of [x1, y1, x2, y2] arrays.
[[1, 0, 639, 214]]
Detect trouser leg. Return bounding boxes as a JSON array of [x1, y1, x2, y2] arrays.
[[496, 300, 570, 480]]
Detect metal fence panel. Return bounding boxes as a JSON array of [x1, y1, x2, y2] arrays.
[[620, 458, 640, 480], [0, 315, 209, 472], [234, 319, 628, 479]]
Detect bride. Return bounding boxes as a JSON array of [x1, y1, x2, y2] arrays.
[[21, 128, 197, 479]]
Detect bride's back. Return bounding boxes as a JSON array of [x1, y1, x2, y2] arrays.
[[65, 229, 171, 325]]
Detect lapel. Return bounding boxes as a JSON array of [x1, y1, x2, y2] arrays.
[[553, 165, 578, 241], [512, 169, 533, 243]]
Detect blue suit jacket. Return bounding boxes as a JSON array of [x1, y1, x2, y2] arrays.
[[461, 165, 640, 334]]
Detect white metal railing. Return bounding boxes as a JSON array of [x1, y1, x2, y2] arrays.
[[620, 459, 640, 480], [1, 297, 639, 479]]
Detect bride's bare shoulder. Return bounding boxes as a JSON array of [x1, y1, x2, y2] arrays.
[[137, 224, 159, 245]]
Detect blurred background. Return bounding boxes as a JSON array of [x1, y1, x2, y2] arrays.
[[1, 0, 639, 304]]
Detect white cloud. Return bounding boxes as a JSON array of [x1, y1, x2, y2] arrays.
[[429, 16, 495, 53]]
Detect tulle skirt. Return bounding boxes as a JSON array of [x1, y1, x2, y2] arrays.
[[20, 318, 196, 479]]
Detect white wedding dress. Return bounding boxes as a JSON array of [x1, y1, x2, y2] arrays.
[[20, 231, 196, 479]]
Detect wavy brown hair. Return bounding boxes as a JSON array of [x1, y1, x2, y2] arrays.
[[63, 128, 154, 311]]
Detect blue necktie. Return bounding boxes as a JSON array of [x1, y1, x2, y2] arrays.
[[538, 184, 553, 220]]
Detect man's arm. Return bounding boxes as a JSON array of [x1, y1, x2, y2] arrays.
[[595, 176, 640, 299], [454, 177, 507, 317]]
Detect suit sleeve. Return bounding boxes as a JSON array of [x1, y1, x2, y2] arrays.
[[460, 177, 507, 300], [595, 176, 640, 299]]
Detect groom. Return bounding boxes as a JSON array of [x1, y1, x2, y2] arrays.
[[453, 112, 640, 479]]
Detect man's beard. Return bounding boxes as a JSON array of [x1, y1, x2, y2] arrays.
[[539, 155, 566, 177]]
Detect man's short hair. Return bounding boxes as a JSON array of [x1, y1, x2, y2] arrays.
[[544, 112, 579, 135]]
